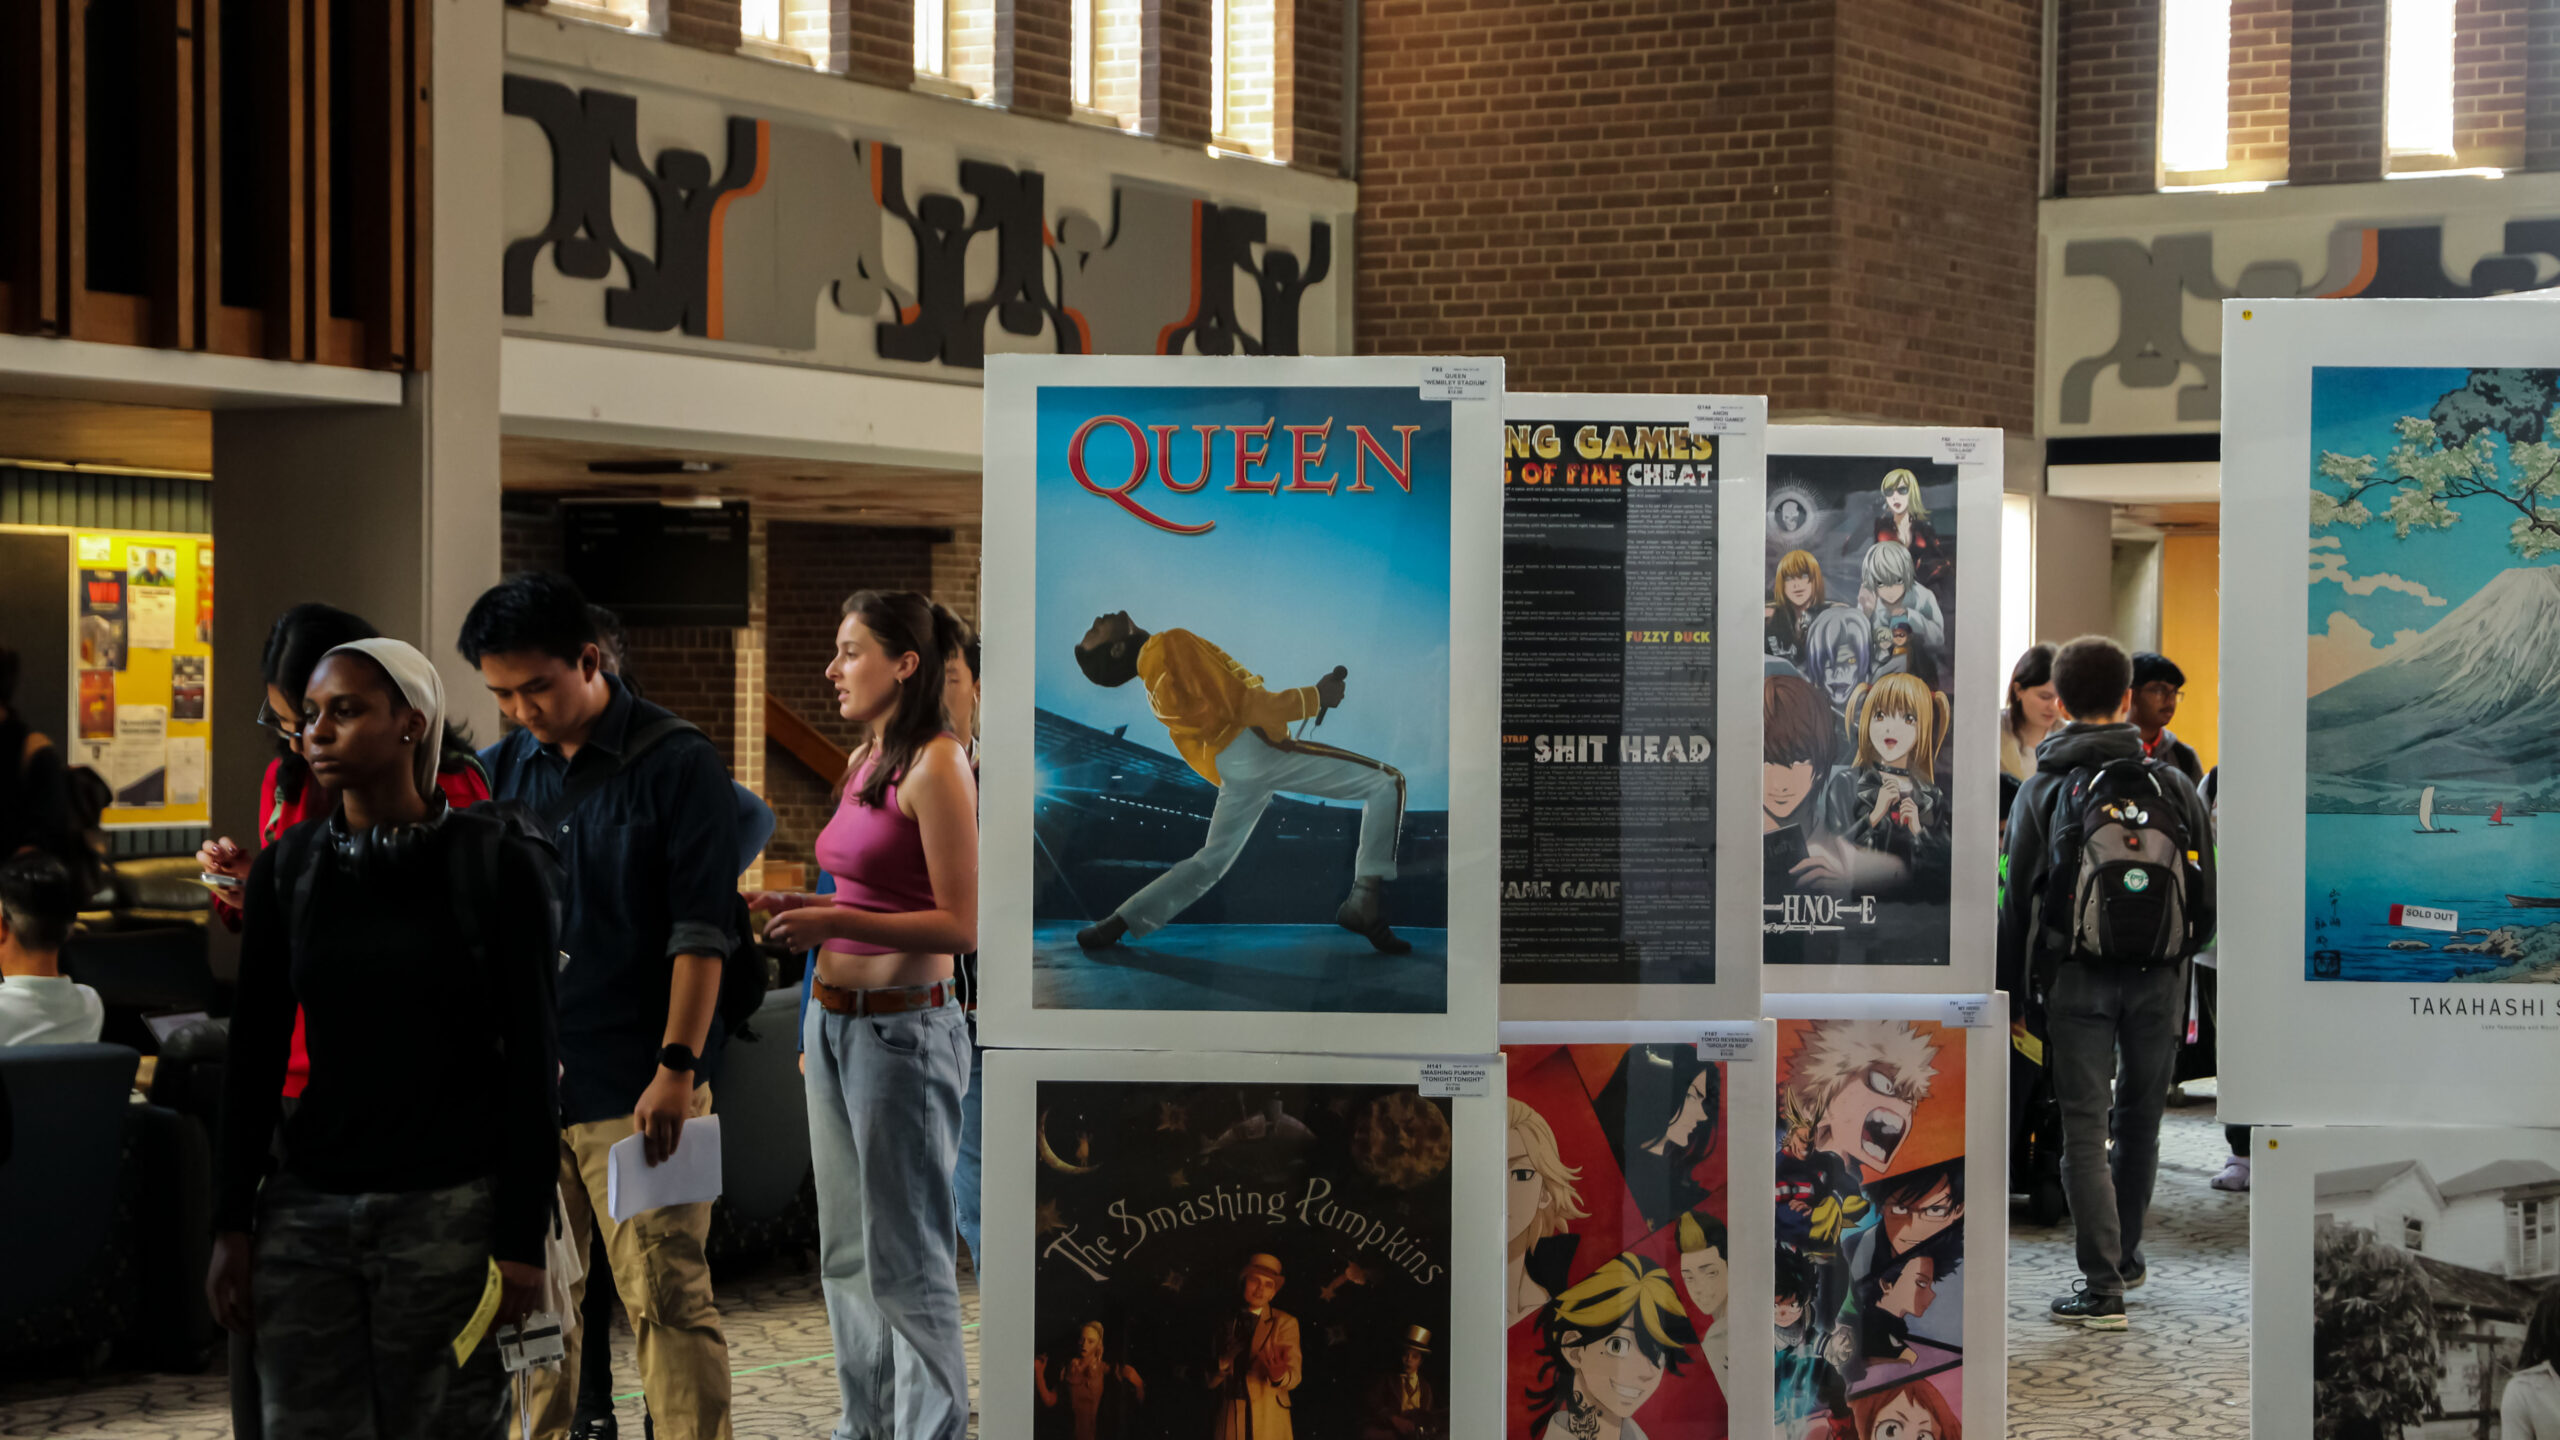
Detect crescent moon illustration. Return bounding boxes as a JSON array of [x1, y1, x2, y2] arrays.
[[1038, 1108, 1100, 1174]]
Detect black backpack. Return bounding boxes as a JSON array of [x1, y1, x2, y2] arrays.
[[527, 716, 773, 1041], [2040, 757, 2198, 967]]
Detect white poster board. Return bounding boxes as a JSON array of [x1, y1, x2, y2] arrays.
[[2251, 1123, 2560, 1439], [2220, 298, 2560, 1126], [1756, 428, 2002, 993], [1498, 1019, 1778, 1435], [1496, 393, 1767, 1021], [981, 1047, 1508, 1440], [978, 355, 1504, 1055], [1764, 992, 2009, 1440]]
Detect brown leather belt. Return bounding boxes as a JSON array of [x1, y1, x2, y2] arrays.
[[813, 978, 955, 1018]]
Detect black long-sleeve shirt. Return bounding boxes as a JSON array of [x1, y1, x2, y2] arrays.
[[215, 809, 562, 1264]]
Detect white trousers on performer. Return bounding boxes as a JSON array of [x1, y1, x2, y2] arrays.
[[1115, 729, 1405, 937]]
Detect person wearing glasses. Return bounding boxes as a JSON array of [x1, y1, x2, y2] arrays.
[[2127, 652, 2203, 785], [192, 605, 490, 1440]]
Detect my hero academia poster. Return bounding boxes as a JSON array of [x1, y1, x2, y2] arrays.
[[2222, 301, 2560, 1128], [1767, 995, 2007, 1440], [979, 1049, 1508, 1440], [1761, 430, 2002, 991], [1498, 394, 1769, 1023], [1497, 1021, 1779, 1440], [980, 356, 1504, 1055]]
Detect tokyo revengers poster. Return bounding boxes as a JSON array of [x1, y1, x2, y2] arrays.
[[979, 356, 1505, 1055], [981, 1050, 1509, 1440]]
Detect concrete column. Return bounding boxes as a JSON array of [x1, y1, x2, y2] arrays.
[[208, 0, 506, 850]]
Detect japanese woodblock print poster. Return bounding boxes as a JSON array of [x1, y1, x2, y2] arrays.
[[2250, 1124, 2560, 1440], [979, 356, 1504, 1055], [980, 1049, 1506, 1440], [1762, 430, 2001, 991], [1498, 1021, 1778, 1440], [1499, 394, 1768, 1021], [2221, 302, 2560, 1127], [1768, 994, 2008, 1440]]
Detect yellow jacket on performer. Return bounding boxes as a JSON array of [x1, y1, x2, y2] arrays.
[[1137, 629, 1321, 787]]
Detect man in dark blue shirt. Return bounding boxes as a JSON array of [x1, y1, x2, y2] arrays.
[[462, 573, 740, 1440]]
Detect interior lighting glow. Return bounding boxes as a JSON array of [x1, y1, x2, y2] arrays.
[[2160, 0, 2232, 174], [2387, 0, 2456, 157]]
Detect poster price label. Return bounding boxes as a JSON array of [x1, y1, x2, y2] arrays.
[[1934, 434, 1987, 465], [1943, 995, 1994, 1028], [1689, 402, 1751, 437], [1695, 1024, 1762, 1063], [1417, 1059, 1496, 1097], [1419, 363, 1497, 403]]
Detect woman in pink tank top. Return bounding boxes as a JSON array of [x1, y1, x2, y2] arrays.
[[745, 590, 978, 1440]]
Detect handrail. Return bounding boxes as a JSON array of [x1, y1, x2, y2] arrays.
[[765, 692, 849, 784]]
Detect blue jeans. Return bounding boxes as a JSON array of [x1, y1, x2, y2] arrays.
[[953, 1028, 984, 1267], [805, 999, 972, 1440]]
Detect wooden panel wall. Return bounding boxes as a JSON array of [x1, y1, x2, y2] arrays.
[[0, 0, 429, 371]]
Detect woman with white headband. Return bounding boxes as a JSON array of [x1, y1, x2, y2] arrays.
[[205, 637, 561, 1440]]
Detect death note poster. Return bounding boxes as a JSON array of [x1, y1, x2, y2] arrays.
[[1030, 1079, 1458, 1439]]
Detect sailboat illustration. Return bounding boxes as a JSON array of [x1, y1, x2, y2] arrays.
[[2492, 802, 2515, 826], [2415, 786, 2459, 833]]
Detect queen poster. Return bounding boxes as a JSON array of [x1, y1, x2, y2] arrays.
[[980, 355, 1505, 1055], [981, 1049, 1509, 1440]]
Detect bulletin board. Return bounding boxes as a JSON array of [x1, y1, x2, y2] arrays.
[[64, 530, 214, 828]]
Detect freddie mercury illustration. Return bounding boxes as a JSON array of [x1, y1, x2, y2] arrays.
[[1072, 610, 1414, 954]]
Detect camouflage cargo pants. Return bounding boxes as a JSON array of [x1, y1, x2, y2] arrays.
[[252, 1174, 510, 1440]]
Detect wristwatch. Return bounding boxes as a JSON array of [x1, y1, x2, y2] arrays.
[[657, 1042, 697, 1074]]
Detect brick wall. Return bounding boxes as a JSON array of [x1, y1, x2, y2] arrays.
[[1094, 0, 1148, 124], [1833, 0, 2042, 429], [2535, 0, 2560, 170], [2288, 0, 2387, 184], [1356, 0, 2036, 429], [2229, 0, 2293, 172], [1144, 0, 1215, 143], [1000, 0, 1077, 116], [668, 0, 745, 50], [621, 626, 742, 762], [785, 0, 855, 72], [2455, 0, 2530, 165], [843, 0, 917, 84], [501, 500, 564, 579], [1276, 0, 1343, 171], [2058, 0, 2158, 196], [1219, 0, 1278, 153]]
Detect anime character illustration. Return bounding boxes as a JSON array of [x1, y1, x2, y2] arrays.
[[1767, 550, 1847, 676], [1775, 1246, 1852, 1439], [1071, 611, 1413, 956], [1209, 1253, 1304, 1440], [1675, 1211, 1731, 1388], [1872, 470, 1949, 596], [1592, 1046, 1722, 1233], [1504, 1044, 1731, 1440], [1823, 673, 1952, 884], [1359, 1326, 1447, 1440], [1509, 1099, 1590, 1325], [1035, 1321, 1147, 1440], [2302, 366, 2560, 984], [1526, 1254, 1698, 1440], [1850, 1378, 1961, 1440], [1775, 1019, 1966, 1429], [1855, 542, 1945, 687]]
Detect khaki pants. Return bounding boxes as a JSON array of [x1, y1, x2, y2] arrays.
[[523, 1083, 732, 1440]]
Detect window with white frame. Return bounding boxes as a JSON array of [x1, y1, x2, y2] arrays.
[[916, 0, 949, 77], [2158, 0, 2231, 175], [744, 0, 834, 68], [1073, 0, 1095, 108], [544, 0, 657, 32], [2515, 1199, 2560, 1275], [2404, 1216, 2426, 1252], [1212, 0, 1274, 155], [2386, 0, 2456, 159]]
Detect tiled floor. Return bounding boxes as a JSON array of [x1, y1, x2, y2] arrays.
[[2, 1107, 2253, 1439]]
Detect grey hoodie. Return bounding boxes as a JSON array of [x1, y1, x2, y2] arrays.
[[1996, 721, 2217, 1007]]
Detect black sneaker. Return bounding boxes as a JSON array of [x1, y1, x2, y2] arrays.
[[2050, 1284, 2129, 1330], [2123, 1262, 2148, 1290]]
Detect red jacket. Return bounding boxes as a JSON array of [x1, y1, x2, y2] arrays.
[[212, 756, 491, 1097]]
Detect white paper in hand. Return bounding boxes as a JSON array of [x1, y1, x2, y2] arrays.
[[606, 1115, 724, 1223]]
